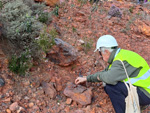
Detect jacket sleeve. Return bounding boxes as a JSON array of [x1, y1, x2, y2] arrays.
[[87, 60, 141, 85]]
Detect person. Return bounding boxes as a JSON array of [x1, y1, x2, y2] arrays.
[[137, 0, 150, 4], [75, 35, 150, 113]]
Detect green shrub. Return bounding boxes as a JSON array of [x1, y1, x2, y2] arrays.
[[31, 3, 52, 24], [49, 28, 58, 39], [82, 40, 92, 54], [37, 11, 52, 24], [0, 0, 43, 48], [8, 49, 32, 76], [0, 1, 3, 9], [30, 2, 45, 15], [72, 27, 77, 32], [53, 6, 59, 16], [36, 27, 57, 53], [129, 6, 134, 13], [78, 0, 87, 5]]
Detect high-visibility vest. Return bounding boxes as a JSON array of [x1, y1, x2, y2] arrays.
[[109, 49, 150, 93]]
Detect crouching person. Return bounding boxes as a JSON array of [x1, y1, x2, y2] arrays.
[[75, 35, 150, 113]]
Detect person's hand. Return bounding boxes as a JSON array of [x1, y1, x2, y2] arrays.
[[75, 76, 87, 85]]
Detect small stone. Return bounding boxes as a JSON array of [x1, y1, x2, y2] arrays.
[[64, 106, 70, 113], [32, 105, 39, 111], [42, 82, 57, 99], [6, 109, 11, 113], [66, 98, 72, 105], [17, 107, 24, 113], [55, 77, 63, 91], [3, 98, 11, 102], [9, 102, 19, 111], [0, 78, 5, 87], [74, 109, 84, 113], [22, 80, 30, 86], [24, 96, 30, 100], [78, 39, 85, 45], [29, 102, 34, 108]]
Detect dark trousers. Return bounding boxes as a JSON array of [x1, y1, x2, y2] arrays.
[[104, 82, 150, 113]]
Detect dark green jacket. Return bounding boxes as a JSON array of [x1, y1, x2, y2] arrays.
[[87, 48, 150, 98]]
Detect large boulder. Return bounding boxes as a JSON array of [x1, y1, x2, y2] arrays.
[[47, 38, 79, 66], [64, 82, 93, 106]]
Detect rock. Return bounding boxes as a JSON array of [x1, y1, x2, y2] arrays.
[[71, 101, 78, 107], [76, 46, 84, 52], [29, 102, 34, 108], [60, 0, 65, 4], [43, 107, 48, 113], [13, 94, 22, 102], [0, 78, 5, 87], [42, 82, 57, 99], [29, 105, 40, 112], [55, 77, 63, 91], [107, 5, 122, 19], [140, 24, 150, 36], [24, 96, 30, 100], [84, 105, 92, 113], [64, 82, 93, 106], [47, 38, 79, 66], [30, 77, 40, 88], [17, 107, 24, 113], [40, 72, 52, 83], [6, 109, 11, 113], [64, 106, 70, 113], [9, 102, 19, 111], [74, 109, 84, 113], [74, 17, 86, 23], [74, 11, 85, 16], [22, 79, 30, 86], [34, 0, 63, 6], [77, 39, 85, 45], [36, 87, 44, 95], [44, 0, 59, 6], [2, 98, 11, 102], [66, 98, 73, 105]]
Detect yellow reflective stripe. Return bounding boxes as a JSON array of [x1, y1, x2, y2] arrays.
[[126, 69, 150, 84]]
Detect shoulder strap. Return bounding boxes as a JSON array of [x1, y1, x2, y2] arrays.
[[118, 60, 132, 86]]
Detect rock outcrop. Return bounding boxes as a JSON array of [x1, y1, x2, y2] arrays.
[[64, 82, 93, 106], [47, 38, 79, 66]]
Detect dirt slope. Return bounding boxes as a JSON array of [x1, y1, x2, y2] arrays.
[[0, 0, 150, 113]]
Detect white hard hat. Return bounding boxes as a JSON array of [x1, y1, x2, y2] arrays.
[[94, 35, 118, 52]]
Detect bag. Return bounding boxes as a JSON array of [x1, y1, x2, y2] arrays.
[[119, 60, 141, 113]]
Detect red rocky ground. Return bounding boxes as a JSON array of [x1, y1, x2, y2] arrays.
[[0, 0, 150, 113]]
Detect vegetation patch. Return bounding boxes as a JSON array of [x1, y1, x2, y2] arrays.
[[36, 27, 57, 53], [8, 49, 32, 76]]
